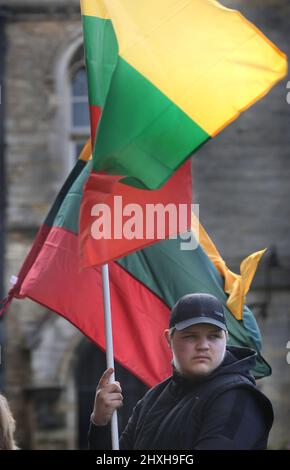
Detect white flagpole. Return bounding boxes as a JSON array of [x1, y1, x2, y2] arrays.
[[101, 263, 119, 450]]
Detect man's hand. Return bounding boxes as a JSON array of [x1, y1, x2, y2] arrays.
[[91, 368, 123, 426]]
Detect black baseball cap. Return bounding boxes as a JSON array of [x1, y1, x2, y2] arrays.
[[169, 293, 227, 332]]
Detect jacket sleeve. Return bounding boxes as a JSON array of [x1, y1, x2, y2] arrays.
[[88, 421, 111, 450], [88, 400, 143, 450], [193, 388, 270, 450]]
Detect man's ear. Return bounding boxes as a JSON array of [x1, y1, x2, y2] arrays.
[[164, 329, 172, 348]]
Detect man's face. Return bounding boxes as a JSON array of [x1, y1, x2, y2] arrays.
[[164, 323, 227, 378]]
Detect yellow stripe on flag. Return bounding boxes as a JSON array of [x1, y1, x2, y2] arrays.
[[104, 0, 287, 136], [79, 138, 92, 162], [80, 0, 108, 19], [226, 249, 266, 321]]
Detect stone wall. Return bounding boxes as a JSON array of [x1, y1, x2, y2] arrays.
[[4, 9, 84, 449]]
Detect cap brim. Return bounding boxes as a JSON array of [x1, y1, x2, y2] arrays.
[[175, 317, 227, 332]]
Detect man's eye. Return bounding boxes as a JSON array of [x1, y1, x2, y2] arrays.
[[209, 335, 221, 339]]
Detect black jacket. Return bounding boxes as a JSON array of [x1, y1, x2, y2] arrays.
[[88, 346, 274, 450]]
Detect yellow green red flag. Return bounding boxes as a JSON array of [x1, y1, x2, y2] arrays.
[[81, 0, 287, 189]]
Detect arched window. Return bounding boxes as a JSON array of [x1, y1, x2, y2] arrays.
[[69, 54, 90, 161]]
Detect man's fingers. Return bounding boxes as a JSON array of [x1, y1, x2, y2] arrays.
[[97, 390, 123, 407], [110, 382, 122, 393], [92, 370, 123, 426], [115, 381, 122, 391], [107, 397, 123, 409], [114, 401, 123, 409], [98, 368, 114, 387], [98, 391, 123, 404], [108, 393, 123, 402], [99, 382, 122, 394]]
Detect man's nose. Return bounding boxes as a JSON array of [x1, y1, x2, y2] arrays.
[[196, 338, 210, 349]]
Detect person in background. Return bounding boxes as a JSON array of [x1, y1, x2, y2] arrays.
[[0, 393, 18, 450]]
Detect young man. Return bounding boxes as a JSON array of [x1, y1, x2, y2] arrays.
[[88, 293, 273, 450]]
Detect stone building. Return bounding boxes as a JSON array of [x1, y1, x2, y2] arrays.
[[0, 0, 289, 449]]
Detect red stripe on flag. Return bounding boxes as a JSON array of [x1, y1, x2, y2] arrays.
[[89, 104, 102, 149], [18, 226, 172, 387], [80, 160, 192, 267]]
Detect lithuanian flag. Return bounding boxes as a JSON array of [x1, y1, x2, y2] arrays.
[[1, 149, 270, 384], [80, 0, 287, 267], [81, 0, 287, 190]]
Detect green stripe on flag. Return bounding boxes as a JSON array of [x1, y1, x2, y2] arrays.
[[93, 57, 210, 189], [44, 159, 87, 228], [82, 15, 118, 107], [53, 161, 92, 233]]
